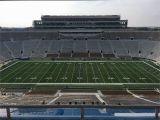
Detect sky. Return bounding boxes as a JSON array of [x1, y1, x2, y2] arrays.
[[0, 0, 160, 27]]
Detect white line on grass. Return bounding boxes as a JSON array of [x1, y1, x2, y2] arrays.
[[135, 63, 154, 83], [62, 63, 70, 83], [18, 63, 38, 83], [90, 63, 97, 83], [71, 62, 75, 83], [106, 63, 121, 83], [143, 61, 160, 72], [21, 60, 145, 63], [1, 83, 159, 85], [38, 63, 54, 83], [22, 63, 42, 83], [9, 62, 32, 83], [55, 62, 65, 83], [50, 63, 59, 83], [78, 63, 82, 83], [0, 61, 19, 72], [112, 62, 129, 83], [85, 62, 88, 83], [96, 63, 105, 83], [2, 62, 28, 83], [135, 62, 158, 83], [0, 82, 159, 97], [101, 63, 112, 83], [122, 63, 139, 83]]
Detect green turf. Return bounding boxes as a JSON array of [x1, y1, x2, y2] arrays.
[[0, 60, 160, 84]]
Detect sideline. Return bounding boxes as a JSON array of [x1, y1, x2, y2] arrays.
[[0, 61, 19, 72]]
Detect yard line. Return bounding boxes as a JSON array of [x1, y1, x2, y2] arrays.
[[142, 62, 160, 76], [23, 62, 44, 83], [143, 61, 160, 72], [0, 61, 19, 72], [50, 63, 59, 83], [85, 62, 88, 83], [113, 63, 129, 83], [129, 63, 151, 83], [62, 63, 70, 83], [90, 63, 97, 83], [55, 62, 65, 82], [38, 63, 55, 83], [1, 62, 29, 83], [71, 62, 75, 83], [78, 63, 82, 83], [95, 63, 105, 83], [104, 63, 121, 83], [101, 63, 112, 83], [120, 62, 140, 83], [135, 62, 158, 83], [18, 63, 37, 83], [28, 64, 41, 83], [0, 62, 26, 80], [44, 63, 57, 83], [8, 62, 34, 83]]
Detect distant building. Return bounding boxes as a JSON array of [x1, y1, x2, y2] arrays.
[[33, 15, 128, 29]]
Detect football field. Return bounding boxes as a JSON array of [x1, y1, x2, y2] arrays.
[[0, 60, 160, 85]]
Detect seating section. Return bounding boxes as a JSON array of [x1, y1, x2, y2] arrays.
[[0, 39, 160, 62]]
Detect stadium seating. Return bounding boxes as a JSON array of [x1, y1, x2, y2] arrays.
[[0, 39, 160, 62]]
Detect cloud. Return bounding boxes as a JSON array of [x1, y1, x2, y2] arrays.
[[0, 0, 159, 27]]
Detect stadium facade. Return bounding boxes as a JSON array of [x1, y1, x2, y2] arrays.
[[0, 15, 160, 62], [0, 15, 160, 120], [33, 15, 128, 29]]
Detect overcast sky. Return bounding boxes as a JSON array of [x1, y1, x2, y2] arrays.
[[0, 0, 160, 27]]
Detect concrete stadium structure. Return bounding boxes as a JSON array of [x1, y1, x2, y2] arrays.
[[0, 15, 160, 62], [0, 15, 160, 120]]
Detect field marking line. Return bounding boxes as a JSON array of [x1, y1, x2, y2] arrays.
[[96, 62, 105, 83], [18, 62, 38, 83], [111, 63, 124, 83], [44, 63, 57, 83], [49, 63, 59, 83], [133, 62, 154, 83], [78, 62, 82, 83], [143, 61, 160, 72], [106, 63, 121, 83], [85, 62, 88, 83], [118, 62, 134, 82], [135, 62, 158, 83], [101, 63, 112, 83], [126, 89, 160, 105], [22, 62, 42, 83], [1, 83, 159, 85], [38, 63, 55, 83], [90, 63, 96, 83], [71, 62, 75, 83], [21, 60, 144, 63], [62, 63, 70, 83], [1, 62, 28, 83], [112, 62, 129, 83], [55, 62, 65, 82], [0, 61, 19, 72], [12, 63, 35, 82], [123, 62, 140, 83]]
